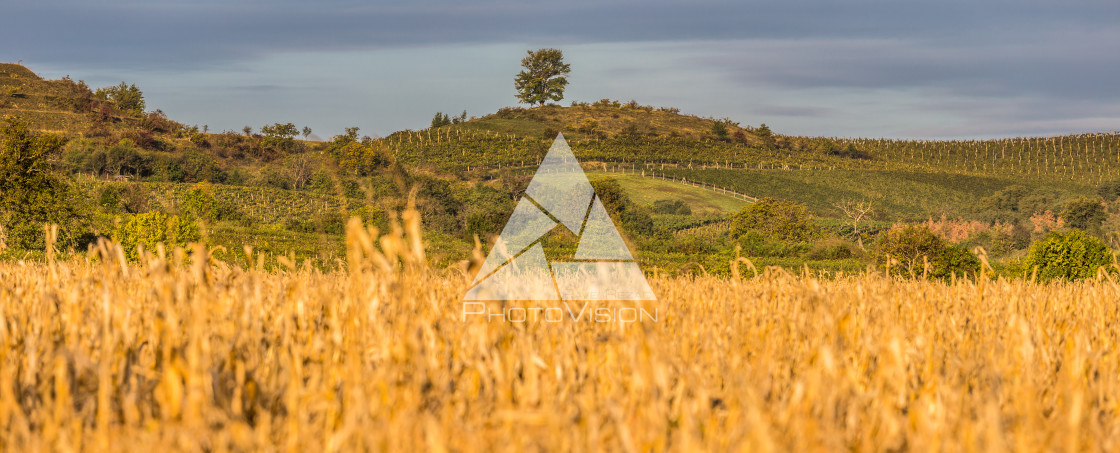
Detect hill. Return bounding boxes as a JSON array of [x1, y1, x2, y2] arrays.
[[4, 62, 1120, 274], [0, 63, 99, 134]]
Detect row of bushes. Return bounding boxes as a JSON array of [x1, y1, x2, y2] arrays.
[[731, 198, 1115, 281]]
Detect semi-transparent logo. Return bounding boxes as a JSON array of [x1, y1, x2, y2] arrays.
[[463, 133, 656, 316]]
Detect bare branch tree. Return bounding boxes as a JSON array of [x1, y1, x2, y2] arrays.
[[835, 199, 875, 250]]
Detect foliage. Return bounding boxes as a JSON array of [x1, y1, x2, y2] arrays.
[[337, 141, 390, 177], [181, 183, 217, 222], [652, 199, 692, 215], [875, 225, 980, 278], [98, 186, 121, 210], [114, 211, 200, 260], [260, 122, 299, 154], [737, 230, 812, 258], [0, 116, 81, 249], [431, 112, 451, 128], [591, 178, 654, 236], [1060, 197, 1106, 234], [1098, 179, 1120, 201], [1022, 229, 1113, 281], [731, 197, 819, 242], [930, 244, 982, 279], [514, 48, 571, 106], [95, 81, 146, 116], [459, 185, 515, 241], [711, 120, 729, 141]]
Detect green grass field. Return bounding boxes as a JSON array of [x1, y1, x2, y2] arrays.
[[585, 171, 751, 215], [658, 168, 1092, 220]]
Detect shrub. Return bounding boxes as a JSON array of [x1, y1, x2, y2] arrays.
[[98, 186, 121, 210], [652, 199, 691, 215], [115, 211, 200, 260], [875, 225, 980, 278], [1022, 229, 1113, 281], [119, 184, 151, 214], [738, 231, 812, 258], [731, 198, 819, 242], [260, 122, 299, 153], [711, 121, 729, 141], [930, 245, 981, 280], [0, 117, 78, 250], [95, 82, 145, 116], [181, 184, 216, 222], [806, 239, 860, 260]]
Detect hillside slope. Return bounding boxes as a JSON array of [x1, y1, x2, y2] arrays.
[[4, 62, 1120, 272], [0, 63, 98, 133]]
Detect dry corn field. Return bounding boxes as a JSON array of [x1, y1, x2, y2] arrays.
[[1, 216, 1120, 451]]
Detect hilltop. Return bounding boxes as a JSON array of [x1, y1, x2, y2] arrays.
[[0, 63, 100, 134]]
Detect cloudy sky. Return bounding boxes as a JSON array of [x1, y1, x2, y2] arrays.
[[3, 0, 1118, 139]]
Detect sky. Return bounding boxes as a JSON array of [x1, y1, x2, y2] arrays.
[[2, 0, 1118, 140]]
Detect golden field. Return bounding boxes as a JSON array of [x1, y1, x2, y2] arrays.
[[1, 216, 1119, 452]]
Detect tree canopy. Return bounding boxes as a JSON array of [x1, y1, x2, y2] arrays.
[[0, 116, 79, 249], [95, 82, 146, 116], [514, 48, 571, 107]]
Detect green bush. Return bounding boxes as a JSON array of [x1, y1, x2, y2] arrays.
[[738, 231, 811, 258], [181, 184, 216, 222], [875, 225, 980, 278], [98, 186, 121, 210], [652, 199, 691, 215], [805, 239, 860, 260], [731, 197, 819, 242], [115, 211, 200, 260], [95, 82, 145, 116], [930, 244, 982, 280], [1022, 229, 1113, 281]]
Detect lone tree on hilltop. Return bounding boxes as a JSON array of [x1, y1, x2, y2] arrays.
[[514, 48, 571, 107]]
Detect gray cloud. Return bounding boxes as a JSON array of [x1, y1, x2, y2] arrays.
[[2, 0, 1118, 138], [6, 1, 1118, 70], [752, 105, 833, 118]]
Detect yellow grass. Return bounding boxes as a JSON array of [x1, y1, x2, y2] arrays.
[[2, 211, 1120, 451]]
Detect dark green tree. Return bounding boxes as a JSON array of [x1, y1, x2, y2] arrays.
[[731, 197, 819, 242], [755, 123, 774, 148], [875, 225, 980, 279], [1061, 197, 1106, 234], [431, 112, 451, 128], [261, 122, 299, 153], [0, 116, 80, 250], [1098, 179, 1120, 201], [711, 121, 729, 141], [514, 48, 571, 107], [96, 82, 146, 116]]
